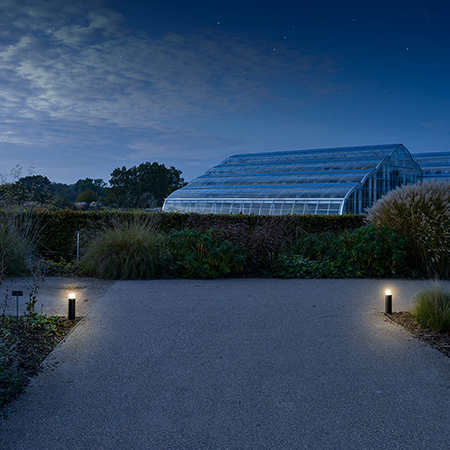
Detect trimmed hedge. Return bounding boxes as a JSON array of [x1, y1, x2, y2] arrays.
[[11, 210, 365, 261]]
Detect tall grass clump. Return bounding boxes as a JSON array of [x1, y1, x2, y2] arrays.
[[0, 214, 37, 276], [366, 180, 450, 279], [411, 283, 450, 333], [80, 216, 166, 279]]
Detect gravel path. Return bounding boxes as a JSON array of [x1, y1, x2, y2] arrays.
[[2, 278, 450, 449]]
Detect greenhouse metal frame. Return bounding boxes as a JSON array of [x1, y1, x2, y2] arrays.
[[163, 144, 423, 215]]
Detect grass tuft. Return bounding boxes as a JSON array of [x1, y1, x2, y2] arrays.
[[80, 216, 165, 279], [411, 283, 450, 333], [0, 213, 37, 276]]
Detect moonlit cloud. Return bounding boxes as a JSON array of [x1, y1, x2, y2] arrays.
[[0, 0, 339, 148]]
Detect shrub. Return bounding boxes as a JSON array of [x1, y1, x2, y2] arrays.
[[273, 255, 346, 278], [411, 283, 450, 333], [366, 180, 450, 278], [165, 228, 245, 278], [245, 217, 292, 271], [80, 217, 166, 279], [18, 210, 365, 262], [334, 225, 411, 277], [291, 231, 341, 262], [0, 339, 26, 409], [289, 225, 412, 278]]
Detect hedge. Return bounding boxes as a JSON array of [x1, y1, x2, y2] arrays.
[[8, 210, 365, 261]]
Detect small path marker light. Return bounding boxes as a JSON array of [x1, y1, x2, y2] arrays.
[[12, 291, 23, 321], [68, 293, 76, 320], [385, 289, 392, 315]]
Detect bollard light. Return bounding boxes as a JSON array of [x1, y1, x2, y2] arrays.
[[384, 289, 392, 315], [68, 293, 76, 320], [12, 291, 23, 321]]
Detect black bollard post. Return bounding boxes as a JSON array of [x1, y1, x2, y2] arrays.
[[68, 293, 76, 320], [385, 290, 392, 315]]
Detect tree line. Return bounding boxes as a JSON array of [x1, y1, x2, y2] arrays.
[[0, 162, 186, 210]]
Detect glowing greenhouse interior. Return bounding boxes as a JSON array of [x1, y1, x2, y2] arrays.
[[162, 144, 424, 215]]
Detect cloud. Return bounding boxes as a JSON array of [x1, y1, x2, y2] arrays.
[[0, 0, 343, 183], [127, 131, 243, 159], [0, 1, 340, 136]]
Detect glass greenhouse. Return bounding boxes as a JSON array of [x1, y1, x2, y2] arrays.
[[412, 152, 450, 181], [163, 144, 423, 215]]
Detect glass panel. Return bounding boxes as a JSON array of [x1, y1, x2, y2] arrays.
[[230, 202, 241, 214], [271, 202, 283, 215], [203, 202, 214, 214], [292, 202, 306, 214], [250, 202, 262, 214], [281, 203, 294, 214], [221, 202, 232, 214], [305, 203, 317, 214], [259, 203, 271, 215]]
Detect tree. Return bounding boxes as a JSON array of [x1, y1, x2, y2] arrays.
[[0, 183, 28, 205], [106, 162, 186, 208], [76, 188, 99, 203], [50, 183, 78, 208], [73, 178, 106, 196], [17, 175, 53, 204]]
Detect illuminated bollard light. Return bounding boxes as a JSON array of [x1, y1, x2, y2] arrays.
[[385, 289, 392, 315], [68, 293, 76, 320]]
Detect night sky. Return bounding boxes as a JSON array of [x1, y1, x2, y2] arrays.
[[1, 0, 449, 184]]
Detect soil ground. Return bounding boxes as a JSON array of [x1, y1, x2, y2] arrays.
[[0, 316, 81, 409]]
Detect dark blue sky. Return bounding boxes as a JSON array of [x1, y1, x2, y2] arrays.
[[1, 0, 449, 183]]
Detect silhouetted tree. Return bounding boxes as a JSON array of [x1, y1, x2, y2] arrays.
[[76, 188, 99, 203], [106, 162, 186, 208], [17, 175, 53, 204], [0, 183, 28, 205], [73, 178, 106, 196]]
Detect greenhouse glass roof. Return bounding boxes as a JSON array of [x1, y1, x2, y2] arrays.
[[163, 144, 422, 215], [412, 152, 450, 180]]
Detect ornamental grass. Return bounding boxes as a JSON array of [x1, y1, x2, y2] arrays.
[[80, 215, 166, 279], [412, 283, 450, 333], [366, 180, 450, 279]]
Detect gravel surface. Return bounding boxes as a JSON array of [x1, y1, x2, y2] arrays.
[[386, 311, 450, 358]]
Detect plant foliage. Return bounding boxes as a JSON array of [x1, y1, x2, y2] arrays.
[[411, 283, 450, 333], [286, 225, 411, 278], [106, 162, 186, 208], [165, 228, 245, 279], [80, 216, 166, 279], [366, 180, 450, 279], [0, 214, 38, 276]]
